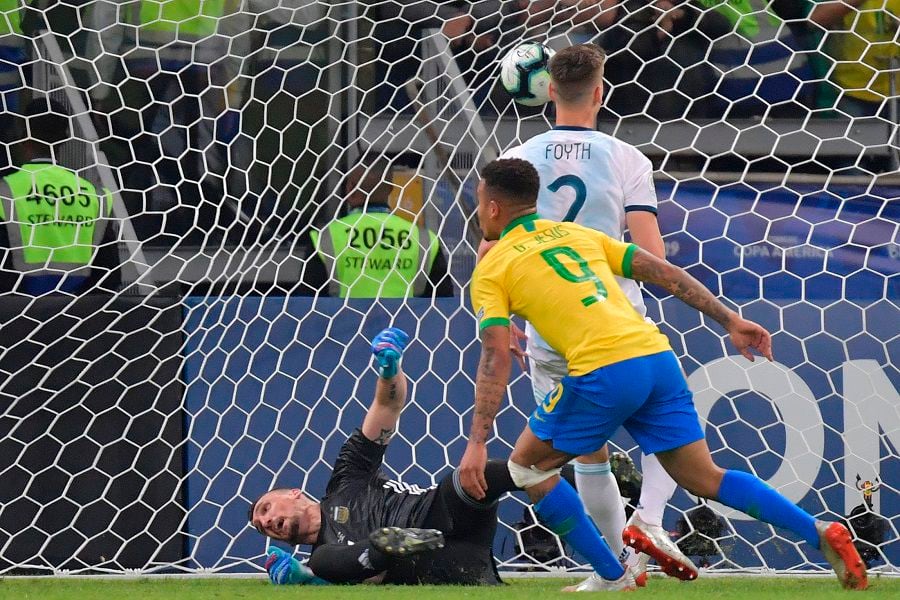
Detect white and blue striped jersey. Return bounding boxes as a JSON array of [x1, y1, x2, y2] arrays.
[[500, 126, 658, 355]]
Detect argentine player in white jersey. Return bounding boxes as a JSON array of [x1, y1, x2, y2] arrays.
[[490, 44, 689, 587]]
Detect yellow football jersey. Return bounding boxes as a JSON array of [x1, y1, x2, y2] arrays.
[[829, 0, 899, 104], [471, 214, 671, 375]]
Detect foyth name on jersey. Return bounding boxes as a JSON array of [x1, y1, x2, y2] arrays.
[[544, 143, 591, 160]]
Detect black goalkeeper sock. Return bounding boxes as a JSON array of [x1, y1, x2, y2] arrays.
[[452, 459, 518, 507], [365, 542, 391, 571], [483, 459, 518, 504]]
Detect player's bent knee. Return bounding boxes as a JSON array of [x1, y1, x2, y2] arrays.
[[676, 466, 726, 499], [576, 444, 609, 464], [507, 460, 561, 490]]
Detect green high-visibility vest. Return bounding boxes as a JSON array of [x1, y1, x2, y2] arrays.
[[310, 208, 440, 298], [0, 161, 112, 277], [0, 0, 21, 37], [130, 0, 225, 38], [696, 0, 781, 39]]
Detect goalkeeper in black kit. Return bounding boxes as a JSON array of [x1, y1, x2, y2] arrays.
[[248, 328, 519, 585]]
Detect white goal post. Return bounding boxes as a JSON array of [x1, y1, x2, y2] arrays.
[[0, 0, 896, 578]]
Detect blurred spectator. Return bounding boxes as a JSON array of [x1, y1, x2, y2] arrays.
[[367, 2, 478, 111], [526, 0, 620, 39], [0, 0, 26, 171], [303, 154, 453, 298], [0, 98, 119, 295], [366, 1, 534, 111], [237, 0, 330, 240], [701, 0, 814, 117], [361, 1, 619, 113], [601, 0, 728, 120], [112, 0, 243, 245], [0, 0, 24, 106], [810, 0, 899, 117]]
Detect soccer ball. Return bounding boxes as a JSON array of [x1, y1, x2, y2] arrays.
[[500, 42, 556, 107]]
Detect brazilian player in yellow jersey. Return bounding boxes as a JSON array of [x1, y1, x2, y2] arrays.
[[458, 158, 868, 592], [472, 215, 670, 376]]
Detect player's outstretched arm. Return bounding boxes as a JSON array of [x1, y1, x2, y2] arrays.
[[629, 248, 773, 362], [361, 327, 410, 445], [460, 325, 512, 499]]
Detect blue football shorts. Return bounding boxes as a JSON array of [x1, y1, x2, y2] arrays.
[[528, 350, 704, 457]]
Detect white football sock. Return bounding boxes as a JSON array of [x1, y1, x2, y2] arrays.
[[573, 461, 634, 564], [636, 453, 677, 527]]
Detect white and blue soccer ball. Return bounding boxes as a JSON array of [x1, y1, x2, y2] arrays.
[[500, 42, 556, 107]]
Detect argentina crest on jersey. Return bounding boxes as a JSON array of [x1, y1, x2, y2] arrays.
[[331, 505, 350, 523]]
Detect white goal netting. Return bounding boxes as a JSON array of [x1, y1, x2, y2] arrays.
[[0, 0, 897, 577]]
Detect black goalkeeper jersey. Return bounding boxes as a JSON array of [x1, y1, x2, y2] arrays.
[[314, 429, 438, 548], [310, 429, 502, 585]]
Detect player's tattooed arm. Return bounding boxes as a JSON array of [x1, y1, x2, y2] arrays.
[[362, 370, 408, 444], [373, 427, 395, 446], [630, 247, 774, 361], [470, 327, 512, 444], [629, 248, 736, 328], [460, 326, 512, 499]]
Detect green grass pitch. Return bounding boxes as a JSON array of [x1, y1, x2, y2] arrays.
[[1, 576, 897, 600]]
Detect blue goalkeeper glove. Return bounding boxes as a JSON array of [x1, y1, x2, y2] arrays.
[[264, 547, 328, 586], [371, 327, 409, 379]]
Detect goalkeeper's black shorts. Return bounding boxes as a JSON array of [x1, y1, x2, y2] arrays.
[[385, 460, 516, 585]]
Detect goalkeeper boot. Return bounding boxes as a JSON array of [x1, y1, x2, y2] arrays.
[[623, 512, 698, 581], [369, 527, 444, 557], [816, 521, 867, 590], [562, 570, 637, 592]]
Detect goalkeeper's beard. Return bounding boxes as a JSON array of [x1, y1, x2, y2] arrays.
[[287, 517, 303, 545]]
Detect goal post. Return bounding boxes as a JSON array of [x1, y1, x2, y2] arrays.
[[0, 0, 896, 577]]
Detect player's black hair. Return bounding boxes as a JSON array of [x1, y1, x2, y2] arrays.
[[357, 151, 393, 175], [24, 97, 71, 146], [344, 150, 394, 206], [480, 158, 540, 208], [247, 498, 260, 527]]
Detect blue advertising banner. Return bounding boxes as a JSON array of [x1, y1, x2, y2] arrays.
[[182, 182, 898, 573]]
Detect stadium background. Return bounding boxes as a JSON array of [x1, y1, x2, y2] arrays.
[[0, 0, 896, 579]]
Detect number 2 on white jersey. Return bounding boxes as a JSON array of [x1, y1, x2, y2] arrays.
[[547, 175, 587, 222]]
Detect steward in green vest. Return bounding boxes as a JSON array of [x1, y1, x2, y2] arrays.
[[0, 0, 24, 90], [117, 0, 241, 244], [0, 0, 25, 170], [124, 0, 234, 63], [307, 157, 453, 298], [0, 98, 120, 295]]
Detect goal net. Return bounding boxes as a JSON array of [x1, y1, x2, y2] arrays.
[[0, 0, 896, 577]]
